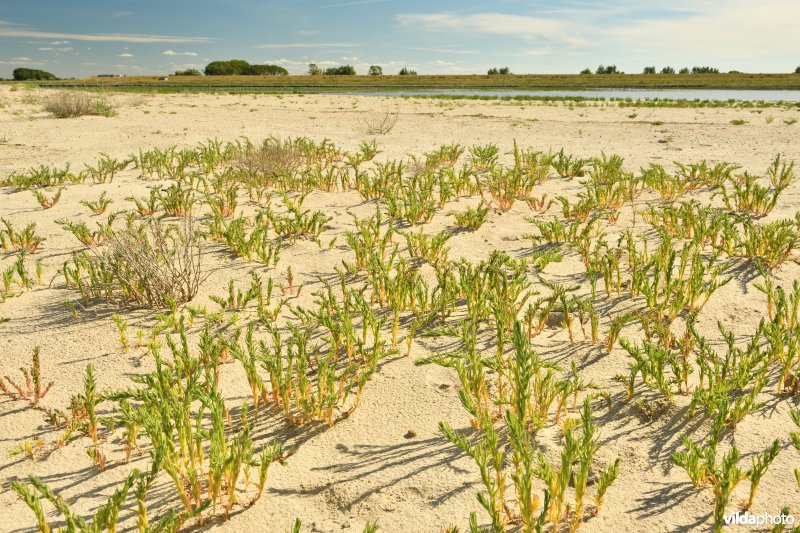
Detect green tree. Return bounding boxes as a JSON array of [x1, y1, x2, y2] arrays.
[[660, 66, 675, 74], [324, 65, 356, 75], [580, 68, 592, 75], [398, 67, 417, 75], [308, 63, 322, 75], [643, 66, 656, 74], [596, 64, 621, 74], [204, 60, 286, 76], [691, 66, 719, 74], [174, 68, 202, 76], [368, 65, 383, 75], [12, 68, 57, 81]]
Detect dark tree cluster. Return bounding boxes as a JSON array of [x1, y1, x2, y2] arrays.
[[324, 65, 356, 75], [595, 65, 622, 74], [204, 60, 288, 76], [13, 68, 57, 81], [174, 69, 202, 76]]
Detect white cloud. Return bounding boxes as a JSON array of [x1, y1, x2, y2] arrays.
[[10, 56, 31, 61], [118, 53, 134, 57], [38, 47, 53, 51], [0, 25, 212, 43], [404, 46, 475, 55], [256, 42, 356, 49], [396, 12, 565, 38], [162, 50, 198, 56], [342, 56, 359, 61], [601, 0, 800, 66]]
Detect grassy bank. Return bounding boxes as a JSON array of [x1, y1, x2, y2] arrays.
[[20, 72, 800, 92]]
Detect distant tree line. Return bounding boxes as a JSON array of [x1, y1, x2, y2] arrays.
[[307, 64, 355, 75], [174, 68, 202, 76], [204, 60, 287, 76], [581, 65, 729, 75], [305, 64, 418, 75], [487, 67, 511, 75], [580, 65, 623, 74], [13, 68, 57, 81]]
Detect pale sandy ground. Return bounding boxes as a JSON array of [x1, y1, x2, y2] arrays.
[[0, 86, 799, 532]]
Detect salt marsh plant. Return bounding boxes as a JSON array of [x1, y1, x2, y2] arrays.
[[42, 91, 116, 118], [451, 203, 490, 231], [1, 253, 41, 301], [1, 164, 82, 190], [0, 347, 52, 406], [403, 227, 451, 265], [266, 194, 332, 243], [13, 469, 142, 533], [730, 219, 799, 268], [207, 183, 239, 219], [126, 188, 160, 217], [360, 110, 398, 135], [720, 168, 789, 218], [56, 212, 118, 247], [61, 217, 203, 308], [671, 419, 781, 532], [83, 154, 128, 183], [0, 219, 45, 253], [552, 149, 586, 178], [674, 160, 740, 189], [469, 143, 500, 173], [258, 286, 391, 424], [159, 183, 195, 217], [345, 208, 395, 271], [524, 193, 552, 213], [642, 163, 688, 202], [423, 143, 464, 169], [99, 323, 292, 526], [80, 191, 113, 215], [31, 187, 64, 209]]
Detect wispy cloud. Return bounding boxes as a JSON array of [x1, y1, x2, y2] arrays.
[[321, 0, 392, 8], [524, 47, 552, 56], [162, 50, 198, 56], [403, 46, 476, 55], [118, 53, 134, 57], [255, 42, 356, 49], [396, 12, 565, 38], [10, 56, 31, 61], [0, 22, 212, 43]]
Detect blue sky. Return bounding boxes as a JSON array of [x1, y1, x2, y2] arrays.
[[1, 0, 798, 77]]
